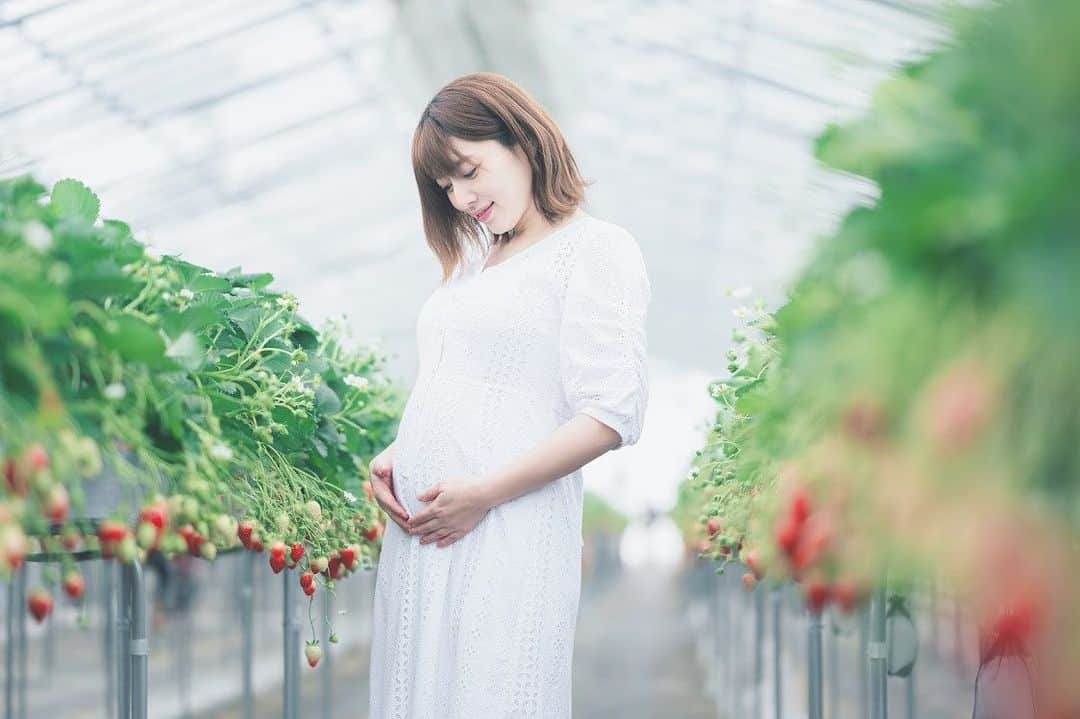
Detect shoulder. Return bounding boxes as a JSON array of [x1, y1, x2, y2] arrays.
[[565, 216, 649, 282], [565, 216, 645, 266]]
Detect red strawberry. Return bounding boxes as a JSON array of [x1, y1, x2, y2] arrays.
[[363, 522, 383, 542], [98, 519, 128, 559], [304, 640, 321, 668], [290, 542, 305, 562], [60, 529, 82, 552], [299, 571, 314, 589], [237, 520, 255, 548], [775, 517, 801, 557], [98, 520, 127, 544], [302, 581, 316, 597], [63, 571, 85, 600], [3, 457, 27, 496], [741, 572, 758, 592], [24, 444, 50, 472], [27, 589, 53, 623], [803, 578, 830, 614], [743, 549, 763, 579], [327, 551, 342, 579], [339, 546, 357, 569], [139, 505, 167, 531], [705, 517, 723, 536], [788, 491, 810, 525], [831, 578, 864, 614], [250, 538, 264, 553], [791, 516, 834, 571], [1, 525, 28, 571], [269, 541, 287, 558], [44, 485, 70, 524]]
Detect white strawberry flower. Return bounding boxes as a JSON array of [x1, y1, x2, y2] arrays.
[[23, 221, 53, 251], [732, 306, 750, 319], [178, 288, 195, 301], [344, 374, 369, 391], [209, 442, 234, 461], [727, 286, 753, 299], [104, 383, 127, 401]]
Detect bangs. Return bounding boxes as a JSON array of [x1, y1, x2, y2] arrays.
[[412, 118, 468, 187]]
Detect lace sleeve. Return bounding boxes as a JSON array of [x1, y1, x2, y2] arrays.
[[558, 226, 652, 448]]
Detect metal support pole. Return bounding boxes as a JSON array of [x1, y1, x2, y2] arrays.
[[123, 561, 148, 719], [772, 589, 782, 719], [726, 576, 736, 719], [43, 593, 56, 683], [905, 669, 915, 719], [321, 588, 333, 719], [712, 573, 723, 718], [929, 577, 939, 657], [808, 608, 824, 719], [5, 577, 15, 719], [16, 566, 26, 719], [869, 587, 888, 719], [753, 587, 764, 719], [827, 612, 838, 719], [103, 560, 116, 719], [858, 607, 869, 719], [241, 552, 255, 719], [119, 562, 130, 719], [283, 567, 300, 719]]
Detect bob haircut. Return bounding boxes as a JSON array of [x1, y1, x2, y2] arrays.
[[411, 72, 589, 283]]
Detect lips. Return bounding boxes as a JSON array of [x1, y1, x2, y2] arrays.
[[475, 202, 494, 222]]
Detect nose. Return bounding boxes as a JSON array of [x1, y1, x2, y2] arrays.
[[452, 182, 478, 213]]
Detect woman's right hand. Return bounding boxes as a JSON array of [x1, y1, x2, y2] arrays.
[[368, 444, 411, 532]]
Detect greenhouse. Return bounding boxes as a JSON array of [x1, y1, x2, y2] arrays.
[[1, 0, 1077, 717]]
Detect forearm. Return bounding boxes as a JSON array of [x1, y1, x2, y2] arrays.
[[478, 414, 620, 510]]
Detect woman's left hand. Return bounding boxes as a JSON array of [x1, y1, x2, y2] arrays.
[[407, 480, 491, 548]]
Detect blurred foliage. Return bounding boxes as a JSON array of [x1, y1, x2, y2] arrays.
[[676, 0, 1080, 711], [1, 176, 404, 578]]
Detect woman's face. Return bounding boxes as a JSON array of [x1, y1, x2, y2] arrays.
[[435, 137, 536, 236]]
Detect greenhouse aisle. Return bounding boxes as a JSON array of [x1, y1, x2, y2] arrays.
[[197, 563, 714, 718]]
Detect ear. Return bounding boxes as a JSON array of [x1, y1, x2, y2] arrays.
[[416, 484, 442, 502]]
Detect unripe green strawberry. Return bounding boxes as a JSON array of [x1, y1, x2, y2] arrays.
[[117, 535, 138, 564], [304, 640, 321, 668], [136, 521, 160, 550], [200, 542, 217, 561]]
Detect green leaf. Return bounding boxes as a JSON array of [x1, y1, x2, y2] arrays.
[[164, 331, 206, 372], [314, 383, 342, 415], [95, 315, 170, 368], [50, 179, 100, 223], [161, 306, 224, 339], [224, 267, 274, 290]]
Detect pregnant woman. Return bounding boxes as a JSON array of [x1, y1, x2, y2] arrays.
[[367, 72, 651, 718]]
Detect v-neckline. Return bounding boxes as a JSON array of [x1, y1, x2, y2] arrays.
[[479, 213, 590, 275]]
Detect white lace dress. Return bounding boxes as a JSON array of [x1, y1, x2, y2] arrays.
[[368, 213, 651, 719]]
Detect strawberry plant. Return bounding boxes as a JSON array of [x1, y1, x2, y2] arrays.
[[677, 0, 1080, 713]]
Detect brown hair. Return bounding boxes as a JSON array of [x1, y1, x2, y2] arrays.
[[411, 72, 589, 282]]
